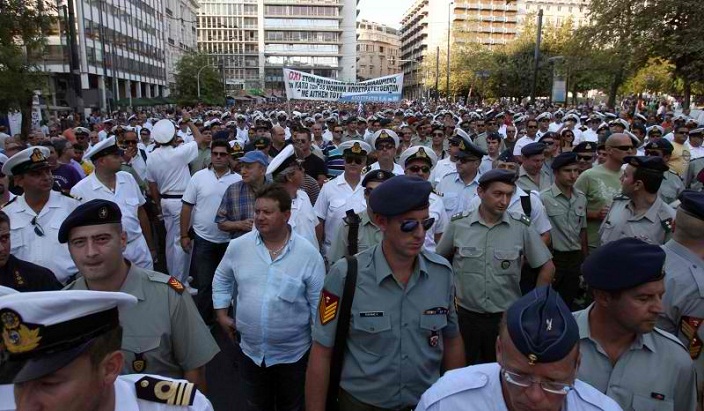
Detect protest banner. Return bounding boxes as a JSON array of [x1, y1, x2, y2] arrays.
[[283, 69, 403, 102]]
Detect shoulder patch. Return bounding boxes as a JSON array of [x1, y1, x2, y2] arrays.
[[432, 188, 442, 197], [661, 217, 673, 233], [61, 191, 81, 201], [0, 196, 17, 209], [319, 289, 339, 325], [451, 212, 467, 221], [613, 194, 629, 201], [166, 276, 185, 294], [134, 376, 196, 406]]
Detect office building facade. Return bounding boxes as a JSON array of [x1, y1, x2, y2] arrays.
[[356, 20, 400, 81]]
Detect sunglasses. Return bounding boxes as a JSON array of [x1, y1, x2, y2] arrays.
[[527, 125, 538, 129], [407, 165, 431, 173], [459, 157, 479, 164], [344, 156, 365, 165], [211, 152, 230, 157], [610, 145, 634, 151], [123, 139, 138, 145], [449, 140, 460, 146], [542, 141, 555, 146], [576, 154, 594, 161], [400, 217, 435, 233], [31, 216, 44, 237]]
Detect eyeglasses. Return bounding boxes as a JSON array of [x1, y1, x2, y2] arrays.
[[400, 217, 435, 233], [542, 141, 555, 146], [31, 216, 44, 237], [407, 165, 431, 173], [123, 139, 138, 145], [344, 156, 364, 165], [211, 152, 229, 158], [458, 157, 479, 164], [501, 368, 573, 396], [576, 154, 594, 161], [610, 145, 634, 151]]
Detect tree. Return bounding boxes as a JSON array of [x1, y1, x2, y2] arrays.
[[0, 0, 53, 138], [173, 52, 224, 106], [621, 58, 675, 96]]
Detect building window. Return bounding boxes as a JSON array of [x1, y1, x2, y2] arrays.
[[379, 46, 384, 53]]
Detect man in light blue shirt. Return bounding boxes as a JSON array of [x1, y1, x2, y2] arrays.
[[212, 184, 325, 411]]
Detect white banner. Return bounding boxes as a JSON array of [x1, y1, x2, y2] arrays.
[[283, 69, 403, 102]]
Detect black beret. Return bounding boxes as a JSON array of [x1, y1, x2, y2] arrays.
[[538, 132, 558, 142], [486, 132, 503, 142], [379, 118, 392, 127], [479, 169, 516, 187], [362, 169, 395, 187], [497, 149, 518, 163], [456, 137, 487, 159], [58, 200, 122, 243], [551, 152, 579, 170], [212, 130, 230, 141], [572, 142, 597, 153], [521, 142, 547, 157], [582, 238, 666, 291], [644, 139, 674, 154], [679, 190, 704, 221], [623, 156, 669, 172], [369, 175, 431, 216], [253, 136, 271, 149], [507, 286, 579, 365]]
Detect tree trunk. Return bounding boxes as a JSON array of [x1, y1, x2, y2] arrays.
[[682, 78, 691, 110], [20, 96, 33, 141]]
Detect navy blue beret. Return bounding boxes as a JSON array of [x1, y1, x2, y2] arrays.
[[507, 286, 579, 364], [521, 142, 547, 157], [572, 142, 597, 153], [456, 138, 487, 159], [212, 130, 230, 141], [497, 149, 518, 163], [623, 155, 669, 172], [369, 175, 431, 216], [362, 169, 395, 187], [645, 139, 674, 154], [59, 199, 122, 243], [479, 169, 516, 187], [679, 190, 704, 221], [538, 132, 558, 142], [551, 152, 579, 170], [582, 238, 666, 291]]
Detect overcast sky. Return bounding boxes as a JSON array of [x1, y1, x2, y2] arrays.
[[357, 0, 413, 29]]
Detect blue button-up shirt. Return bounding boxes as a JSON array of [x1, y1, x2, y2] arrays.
[[212, 228, 325, 366]]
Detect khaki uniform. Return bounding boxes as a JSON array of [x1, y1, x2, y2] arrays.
[[659, 170, 684, 205], [684, 157, 704, 192], [516, 166, 552, 193], [312, 245, 459, 410], [598, 196, 675, 246], [327, 209, 382, 265], [66, 264, 220, 378]]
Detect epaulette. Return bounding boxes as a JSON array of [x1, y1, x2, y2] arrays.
[[613, 194, 629, 201], [134, 376, 196, 406], [420, 250, 453, 271], [361, 165, 371, 174], [146, 271, 185, 294], [61, 191, 81, 201], [451, 211, 467, 221], [653, 327, 688, 351], [432, 188, 442, 197], [661, 217, 674, 233], [510, 211, 531, 226], [0, 196, 17, 209]]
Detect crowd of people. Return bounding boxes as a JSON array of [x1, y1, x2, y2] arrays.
[[0, 98, 704, 411]]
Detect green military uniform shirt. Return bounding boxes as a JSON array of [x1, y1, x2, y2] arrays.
[[684, 157, 704, 192], [516, 165, 552, 194], [659, 170, 684, 205], [435, 209, 552, 313], [574, 164, 623, 249], [66, 264, 220, 378], [327, 209, 382, 265], [539, 184, 587, 252], [312, 245, 459, 410], [575, 305, 697, 411], [598, 196, 675, 246]]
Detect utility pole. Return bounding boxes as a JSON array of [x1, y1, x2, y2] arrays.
[[447, 1, 453, 101], [530, 9, 543, 103]]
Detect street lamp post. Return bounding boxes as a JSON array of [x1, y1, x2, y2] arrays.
[[447, 1, 453, 101], [196, 64, 217, 100]]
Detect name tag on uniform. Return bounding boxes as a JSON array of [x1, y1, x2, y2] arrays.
[[424, 307, 449, 315], [359, 311, 384, 317]]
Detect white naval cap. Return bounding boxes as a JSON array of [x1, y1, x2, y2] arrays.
[[0, 286, 18, 297], [152, 119, 176, 144], [0, 290, 137, 384], [84, 135, 121, 162], [371, 129, 399, 149], [338, 140, 372, 156], [399, 146, 438, 168], [266, 144, 298, 177], [2, 146, 50, 177]]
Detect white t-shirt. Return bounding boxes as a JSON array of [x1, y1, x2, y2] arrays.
[[145, 141, 198, 195], [182, 168, 242, 243]]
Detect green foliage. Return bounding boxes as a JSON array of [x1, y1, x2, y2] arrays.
[[173, 52, 224, 106], [0, 0, 53, 113], [621, 58, 675, 95]]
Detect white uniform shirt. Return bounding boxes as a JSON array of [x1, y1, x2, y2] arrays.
[[578, 129, 599, 144], [146, 142, 198, 195], [0, 385, 13, 411], [3, 190, 79, 282], [313, 172, 366, 256], [368, 161, 404, 175], [436, 171, 481, 216], [549, 121, 562, 132], [182, 168, 241, 243], [70, 171, 146, 243], [467, 186, 552, 234], [289, 190, 319, 248], [128, 153, 148, 181], [115, 374, 213, 410], [177, 129, 193, 144], [236, 126, 249, 142], [425, 192, 448, 253], [416, 363, 623, 411], [689, 145, 704, 160], [513, 135, 538, 156], [430, 157, 458, 186]]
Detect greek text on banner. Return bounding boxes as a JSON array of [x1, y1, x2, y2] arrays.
[[283, 69, 404, 102]]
